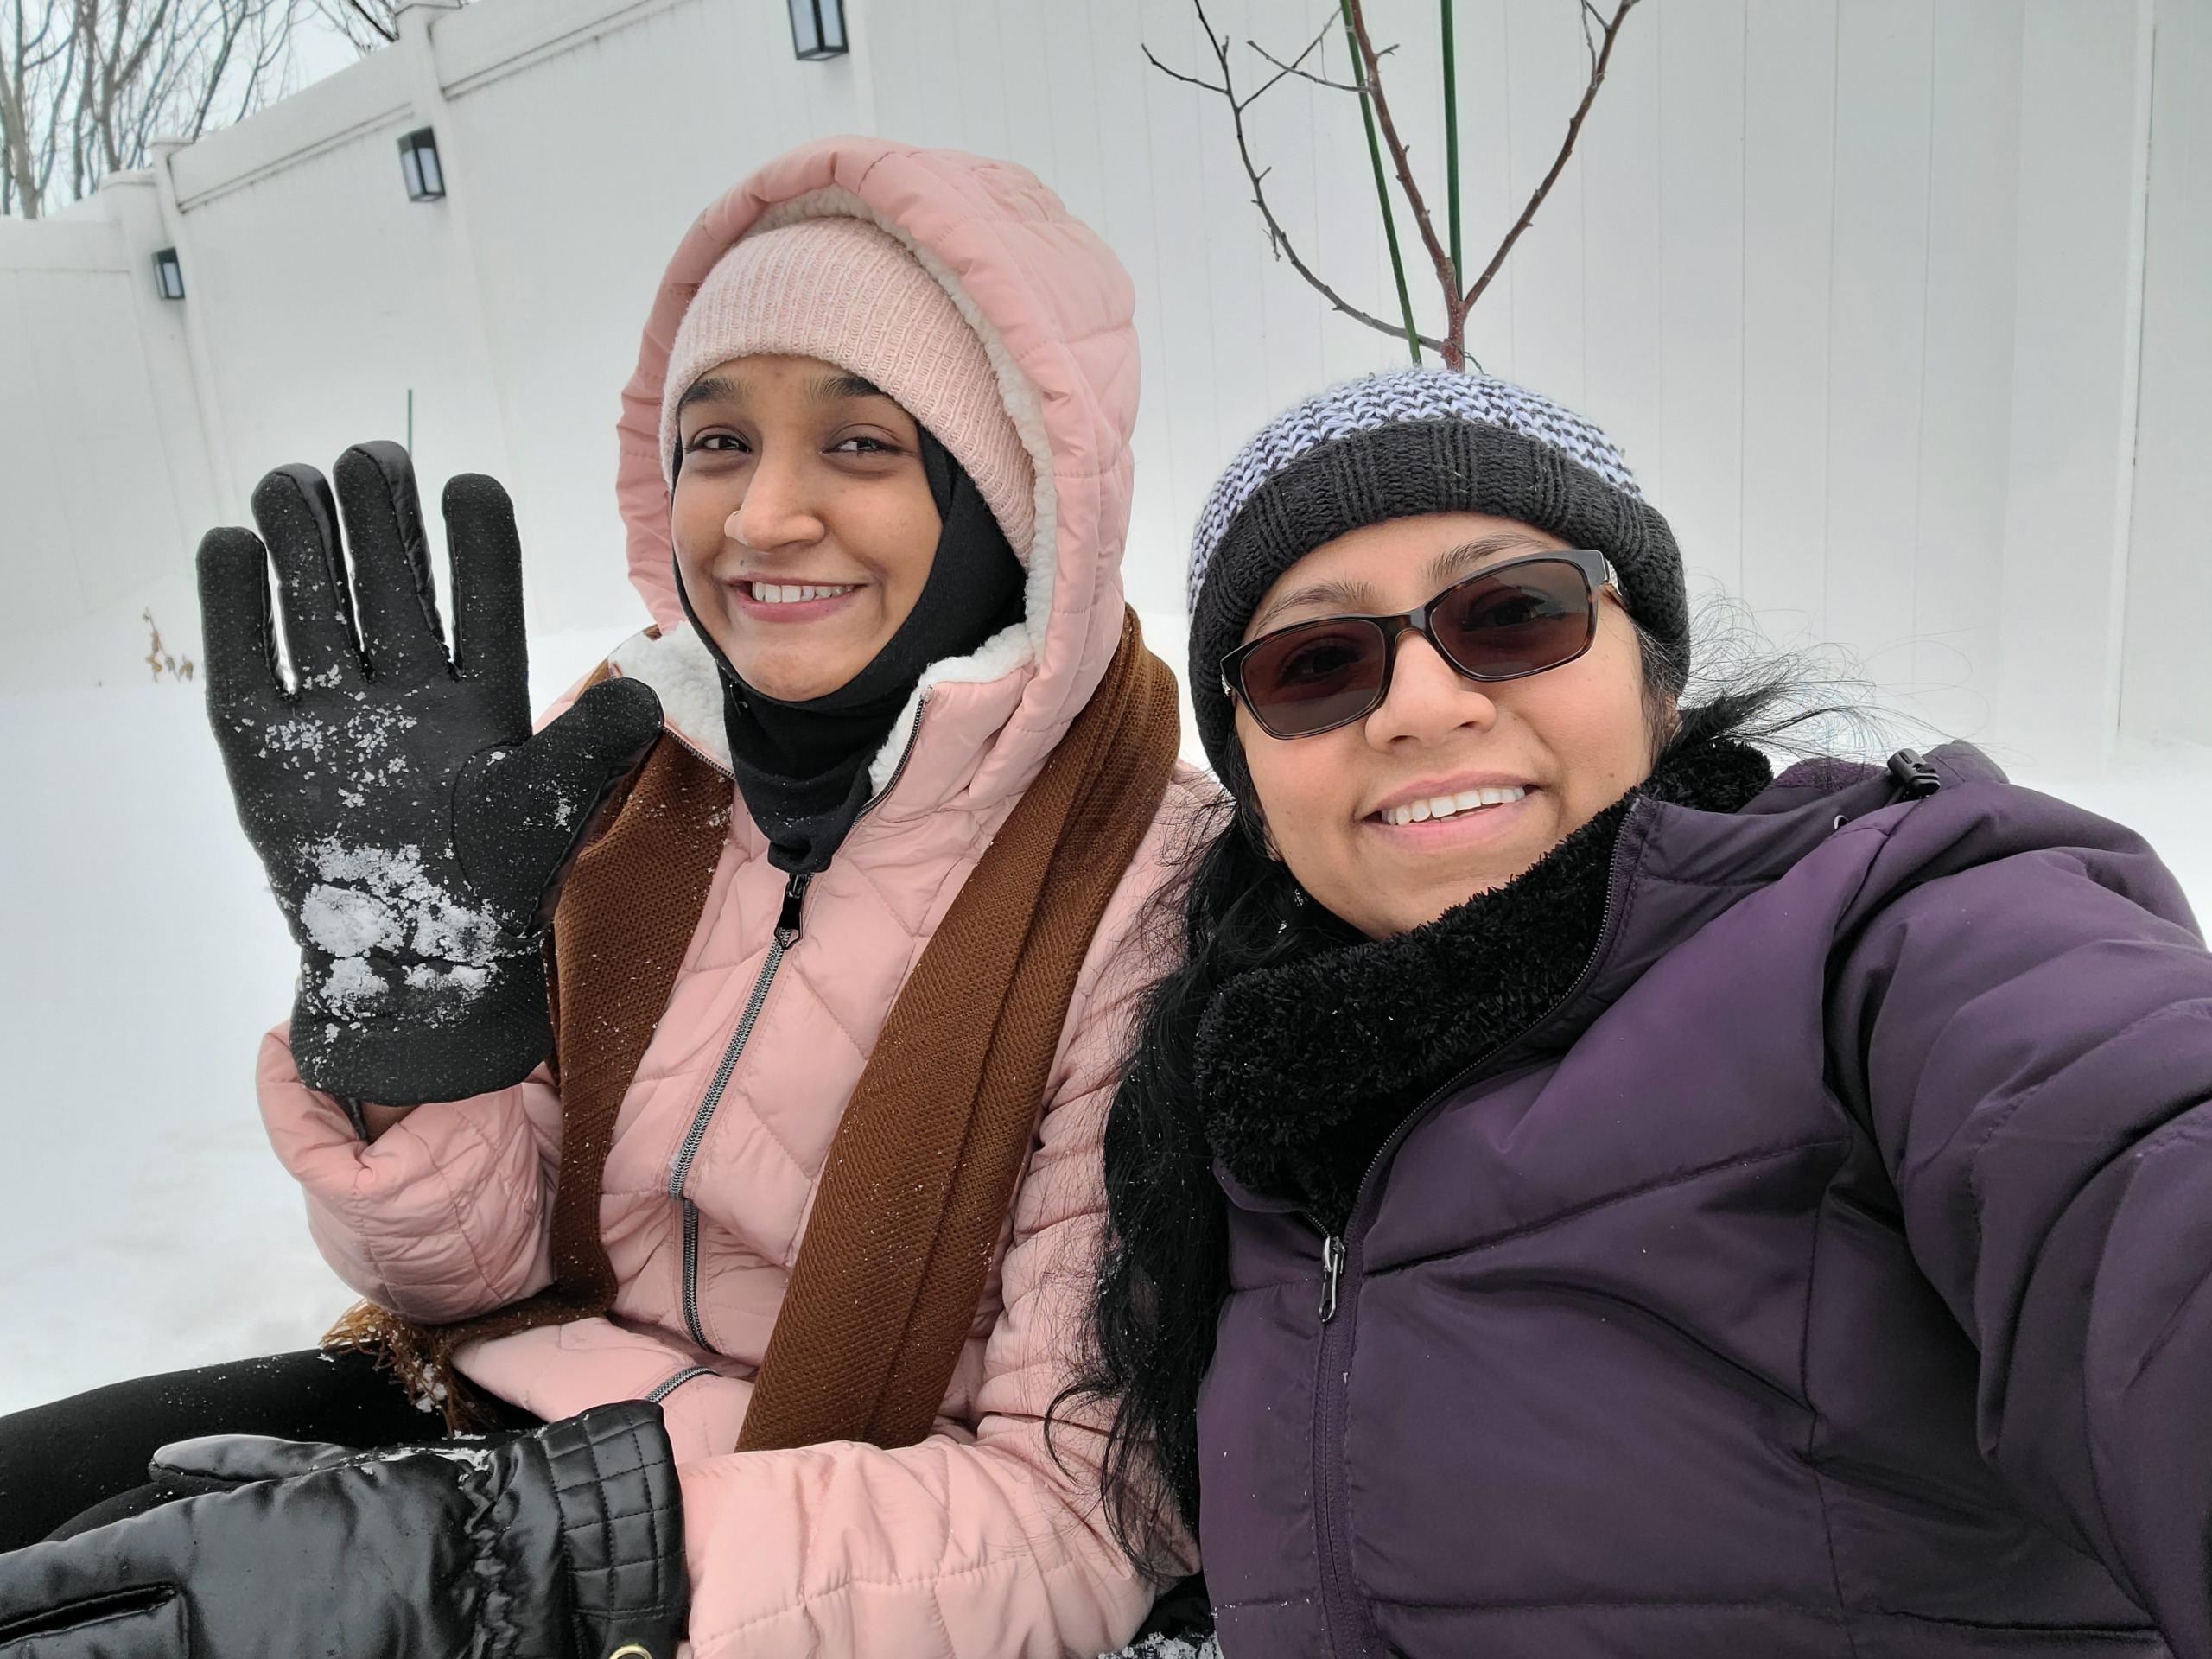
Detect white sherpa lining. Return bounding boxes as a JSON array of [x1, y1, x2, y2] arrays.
[[609, 623, 731, 772], [747, 186, 1060, 794]]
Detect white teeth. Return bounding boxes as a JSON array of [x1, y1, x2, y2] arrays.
[[1381, 785, 1527, 827], [749, 582, 856, 604]]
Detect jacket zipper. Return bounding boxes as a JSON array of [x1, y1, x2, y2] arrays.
[[667, 869, 809, 1348], [1304, 797, 1644, 1658], [664, 699, 929, 1352], [1318, 1234, 1345, 1323], [645, 1364, 717, 1404]]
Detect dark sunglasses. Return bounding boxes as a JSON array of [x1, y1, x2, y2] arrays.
[[1221, 548, 1615, 741]]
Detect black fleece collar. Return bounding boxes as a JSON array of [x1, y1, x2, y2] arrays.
[[1195, 739, 1774, 1230]]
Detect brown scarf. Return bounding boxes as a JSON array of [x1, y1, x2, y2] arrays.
[[330, 610, 1178, 1449]]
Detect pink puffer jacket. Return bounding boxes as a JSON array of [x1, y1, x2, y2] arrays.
[[258, 137, 1204, 1658]]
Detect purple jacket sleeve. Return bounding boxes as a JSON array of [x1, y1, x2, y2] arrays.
[[1828, 802, 2212, 1655]]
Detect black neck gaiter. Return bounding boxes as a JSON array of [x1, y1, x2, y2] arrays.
[[676, 428, 1027, 876]]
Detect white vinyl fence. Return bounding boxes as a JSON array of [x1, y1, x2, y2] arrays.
[[1, 0, 2205, 765]]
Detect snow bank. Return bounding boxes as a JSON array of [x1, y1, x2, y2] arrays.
[[0, 680, 346, 1411]]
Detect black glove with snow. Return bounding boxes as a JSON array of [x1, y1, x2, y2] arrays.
[[199, 442, 663, 1108], [0, 1401, 687, 1659]]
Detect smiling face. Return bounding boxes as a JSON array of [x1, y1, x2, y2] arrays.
[[672, 353, 942, 701], [1234, 512, 1658, 939]]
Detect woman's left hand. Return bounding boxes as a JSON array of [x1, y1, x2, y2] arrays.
[[0, 1401, 687, 1659]]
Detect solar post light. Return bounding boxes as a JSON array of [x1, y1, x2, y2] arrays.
[[788, 0, 848, 60], [397, 128, 446, 201]]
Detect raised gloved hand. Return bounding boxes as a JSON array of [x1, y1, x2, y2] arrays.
[[199, 442, 663, 1107], [0, 1401, 688, 1659]]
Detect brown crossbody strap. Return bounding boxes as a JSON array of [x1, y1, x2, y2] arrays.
[[739, 611, 1179, 1452]]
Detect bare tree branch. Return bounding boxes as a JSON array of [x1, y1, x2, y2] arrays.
[[190, 3, 246, 137], [1458, 0, 1638, 313], [301, 0, 396, 53], [1239, 15, 1334, 105], [1138, 44, 1225, 99], [1154, 0, 1642, 371], [4, 0, 310, 216], [1248, 36, 1361, 95], [228, 0, 290, 123], [1144, 0, 1444, 354], [3, 0, 76, 214], [343, 0, 391, 39], [1249, 30, 1395, 96]]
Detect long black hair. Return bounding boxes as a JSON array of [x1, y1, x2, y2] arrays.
[[1052, 606, 1874, 1573]]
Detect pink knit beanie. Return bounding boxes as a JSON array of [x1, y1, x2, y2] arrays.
[[659, 213, 1036, 559]]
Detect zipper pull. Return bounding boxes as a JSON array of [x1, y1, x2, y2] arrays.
[[1886, 748, 1942, 800], [774, 871, 812, 949], [1319, 1234, 1345, 1324]]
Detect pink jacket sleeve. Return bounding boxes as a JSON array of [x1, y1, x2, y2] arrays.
[[257, 1028, 564, 1320]]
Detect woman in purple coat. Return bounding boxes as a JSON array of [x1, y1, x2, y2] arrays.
[[1073, 369, 2212, 1658]]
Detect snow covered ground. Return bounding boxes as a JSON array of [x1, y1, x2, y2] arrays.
[[5, 615, 2211, 1416]]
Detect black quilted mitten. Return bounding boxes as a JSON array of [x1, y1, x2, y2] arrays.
[[198, 442, 662, 1107], [0, 1402, 688, 1659]]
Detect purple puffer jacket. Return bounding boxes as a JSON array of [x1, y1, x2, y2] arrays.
[[1199, 744, 2212, 1658]]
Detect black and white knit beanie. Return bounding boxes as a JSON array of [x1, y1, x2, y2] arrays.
[[1187, 367, 1688, 794]]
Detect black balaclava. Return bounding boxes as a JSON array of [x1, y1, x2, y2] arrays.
[[676, 427, 1027, 876]]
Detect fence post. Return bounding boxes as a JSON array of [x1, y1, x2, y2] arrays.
[[142, 140, 240, 525]]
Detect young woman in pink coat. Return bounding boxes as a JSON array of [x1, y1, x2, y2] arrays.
[[0, 138, 1201, 1659]]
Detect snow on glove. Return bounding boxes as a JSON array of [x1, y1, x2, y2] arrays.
[[199, 442, 663, 1107], [0, 1401, 687, 1659]]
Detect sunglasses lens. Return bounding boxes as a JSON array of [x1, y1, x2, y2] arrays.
[[1238, 620, 1390, 738], [1433, 560, 1595, 678]]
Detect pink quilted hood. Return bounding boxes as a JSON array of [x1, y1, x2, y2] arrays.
[[611, 136, 1140, 797]]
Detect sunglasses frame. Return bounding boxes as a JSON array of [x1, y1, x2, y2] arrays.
[[1221, 547, 1617, 741]]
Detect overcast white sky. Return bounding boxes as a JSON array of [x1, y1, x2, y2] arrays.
[[286, 10, 382, 98]]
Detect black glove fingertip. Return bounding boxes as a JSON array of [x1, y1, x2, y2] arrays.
[[196, 528, 280, 710], [572, 675, 666, 766], [334, 442, 448, 680], [442, 472, 529, 715], [251, 463, 364, 690]]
